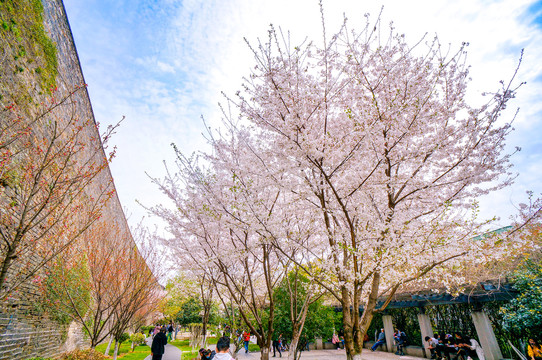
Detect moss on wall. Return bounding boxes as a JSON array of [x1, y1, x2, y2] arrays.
[[0, 0, 58, 104]]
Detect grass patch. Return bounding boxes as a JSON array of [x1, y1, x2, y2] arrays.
[[248, 344, 260, 352], [170, 339, 190, 349], [170, 337, 218, 350], [94, 342, 149, 358], [181, 350, 199, 360]]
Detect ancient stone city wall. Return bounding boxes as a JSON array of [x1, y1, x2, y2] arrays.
[[0, 0, 135, 358]]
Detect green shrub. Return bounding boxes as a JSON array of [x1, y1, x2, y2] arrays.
[[130, 333, 146, 346], [117, 332, 130, 344]]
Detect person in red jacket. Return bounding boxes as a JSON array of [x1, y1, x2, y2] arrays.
[[243, 330, 251, 353]]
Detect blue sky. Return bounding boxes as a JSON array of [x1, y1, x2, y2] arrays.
[[63, 0, 542, 231]]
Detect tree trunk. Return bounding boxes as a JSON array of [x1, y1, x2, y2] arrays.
[[202, 313, 208, 347], [346, 354, 363, 360], [289, 298, 311, 360], [0, 244, 16, 292], [232, 344, 240, 359], [260, 346, 270, 360], [113, 340, 119, 360], [288, 321, 304, 360], [289, 338, 298, 360], [341, 286, 355, 358], [104, 335, 113, 355]]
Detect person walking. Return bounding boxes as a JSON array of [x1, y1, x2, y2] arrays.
[[273, 333, 282, 357], [394, 328, 408, 356], [167, 322, 174, 341], [151, 327, 168, 360], [243, 330, 250, 353]]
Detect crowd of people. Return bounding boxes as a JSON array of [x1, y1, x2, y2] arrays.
[[424, 332, 485, 360], [147, 321, 540, 360], [370, 328, 487, 360], [148, 322, 179, 341]]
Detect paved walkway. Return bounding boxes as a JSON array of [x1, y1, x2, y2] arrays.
[[143, 342, 426, 360], [144, 338, 183, 360], [221, 349, 425, 360]]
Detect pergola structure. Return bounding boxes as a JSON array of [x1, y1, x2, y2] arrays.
[[381, 282, 517, 360], [332, 281, 517, 359], [379, 226, 517, 360]]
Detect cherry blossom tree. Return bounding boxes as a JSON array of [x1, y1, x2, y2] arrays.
[[0, 86, 119, 298], [46, 222, 132, 349], [108, 224, 162, 360], [150, 146, 291, 360], [43, 220, 161, 354], [151, 10, 531, 360], [219, 13, 528, 359]]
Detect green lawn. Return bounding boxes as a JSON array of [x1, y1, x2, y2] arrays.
[[169, 339, 209, 360], [169, 339, 190, 350], [94, 342, 149, 359]]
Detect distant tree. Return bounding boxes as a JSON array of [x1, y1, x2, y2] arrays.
[[501, 194, 542, 339], [273, 269, 339, 360], [176, 297, 203, 326], [43, 220, 161, 356], [161, 276, 188, 321], [162, 272, 216, 344], [108, 225, 162, 360]]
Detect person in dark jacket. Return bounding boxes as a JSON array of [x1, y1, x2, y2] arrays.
[[151, 327, 168, 360]]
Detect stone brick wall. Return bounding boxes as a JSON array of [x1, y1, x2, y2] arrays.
[[0, 0, 137, 358], [0, 313, 84, 360]]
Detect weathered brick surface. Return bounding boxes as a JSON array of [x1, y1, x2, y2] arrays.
[[0, 0, 136, 358]]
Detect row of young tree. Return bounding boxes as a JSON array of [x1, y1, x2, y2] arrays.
[[162, 271, 342, 349], [150, 11, 539, 360], [43, 221, 162, 359], [0, 85, 162, 360]]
